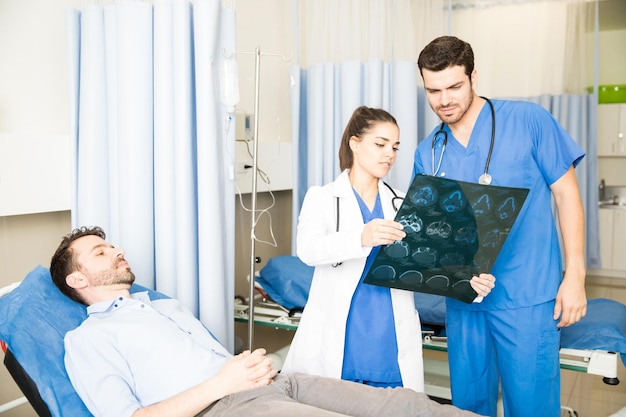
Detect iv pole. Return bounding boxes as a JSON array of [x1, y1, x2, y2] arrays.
[[248, 47, 261, 351], [226, 46, 291, 351]]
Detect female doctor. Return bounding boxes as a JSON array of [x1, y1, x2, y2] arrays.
[[282, 106, 495, 391]]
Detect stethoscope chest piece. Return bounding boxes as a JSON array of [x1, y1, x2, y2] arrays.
[[478, 173, 492, 185]]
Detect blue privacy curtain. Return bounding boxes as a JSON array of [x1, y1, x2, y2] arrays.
[[66, 0, 237, 350], [529, 94, 600, 268], [289, 0, 447, 252]]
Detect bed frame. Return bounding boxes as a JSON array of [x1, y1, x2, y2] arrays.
[[235, 298, 621, 384]]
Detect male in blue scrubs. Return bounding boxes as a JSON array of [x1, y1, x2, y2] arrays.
[[413, 36, 587, 417]]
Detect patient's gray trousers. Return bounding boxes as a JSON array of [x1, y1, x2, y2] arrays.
[[201, 372, 483, 417]]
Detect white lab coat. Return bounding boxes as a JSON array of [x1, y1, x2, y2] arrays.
[[282, 170, 424, 392]]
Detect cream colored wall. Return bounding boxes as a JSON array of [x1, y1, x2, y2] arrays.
[[0, 0, 69, 135], [597, 29, 626, 85], [234, 0, 294, 145]]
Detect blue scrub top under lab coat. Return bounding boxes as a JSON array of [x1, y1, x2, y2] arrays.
[[341, 190, 402, 387]]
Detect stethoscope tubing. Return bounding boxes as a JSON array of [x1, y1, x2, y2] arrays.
[[331, 182, 401, 268], [431, 96, 495, 184]]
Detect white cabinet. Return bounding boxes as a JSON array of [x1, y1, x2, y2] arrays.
[[597, 104, 626, 156], [599, 209, 613, 268], [598, 208, 626, 271], [0, 132, 71, 216], [613, 210, 626, 271]]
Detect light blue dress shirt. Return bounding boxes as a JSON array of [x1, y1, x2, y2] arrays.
[[64, 292, 231, 417]]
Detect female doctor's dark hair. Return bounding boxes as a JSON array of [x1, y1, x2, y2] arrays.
[[338, 106, 398, 171]]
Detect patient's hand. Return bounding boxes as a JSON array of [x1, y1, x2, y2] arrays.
[[470, 273, 496, 299], [132, 348, 278, 417], [213, 348, 277, 397]]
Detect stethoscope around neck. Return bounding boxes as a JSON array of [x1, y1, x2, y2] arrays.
[[331, 182, 402, 268], [432, 96, 495, 186]]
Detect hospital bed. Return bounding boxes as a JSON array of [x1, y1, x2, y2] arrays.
[[236, 256, 626, 415], [0, 265, 168, 416]]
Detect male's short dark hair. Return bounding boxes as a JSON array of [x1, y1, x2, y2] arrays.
[[50, 226, 106, 303], [417, 36, 475, 78]]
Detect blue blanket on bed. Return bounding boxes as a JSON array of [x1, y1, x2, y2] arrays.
[[0, 265, 167, 417], [560, 297, 626, 366]]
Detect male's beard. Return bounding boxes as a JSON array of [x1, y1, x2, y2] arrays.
[[437, 93, 474, 126], [94, 267, 135, 286]]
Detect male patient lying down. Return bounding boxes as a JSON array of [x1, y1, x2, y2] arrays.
[[48, 226, 484, 417]]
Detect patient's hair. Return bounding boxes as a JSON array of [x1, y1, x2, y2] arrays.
[[50, 226, 106, 304], [339, 106, 398, 171], [417, 35, 474, 78]]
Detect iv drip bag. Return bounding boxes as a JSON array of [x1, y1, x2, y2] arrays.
[[220, 58, 240, 113]]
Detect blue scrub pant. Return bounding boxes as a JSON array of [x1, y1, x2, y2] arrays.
[[446, 302, 561, 417]]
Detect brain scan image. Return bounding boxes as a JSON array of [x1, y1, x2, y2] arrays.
[[371, 264, 396, 281], [425, 220, 452, 240], [471, 194, 492, 216], [482, 229, 503, 248], [426, 274, 449, 290], [412, 246, 437, 265], [455, 225, 478, 246], [497, 196, 517, 221], [363, 175, 529, 304], [384, 240, 410, 258], [439, 252, 465, 267], [440, 190, 467, 213], [451, 279, 473, 294], [399, 270, 423, 286], [398, 213, 423, 234], [409, 184, 438, 207]]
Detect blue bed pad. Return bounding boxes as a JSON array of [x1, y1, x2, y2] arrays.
[[0, 265, 167, 417], [258, 256, 626, 366], [560, 297, 626, 366]]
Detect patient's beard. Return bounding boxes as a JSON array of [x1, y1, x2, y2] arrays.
[[94, 267, 136, 287]]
